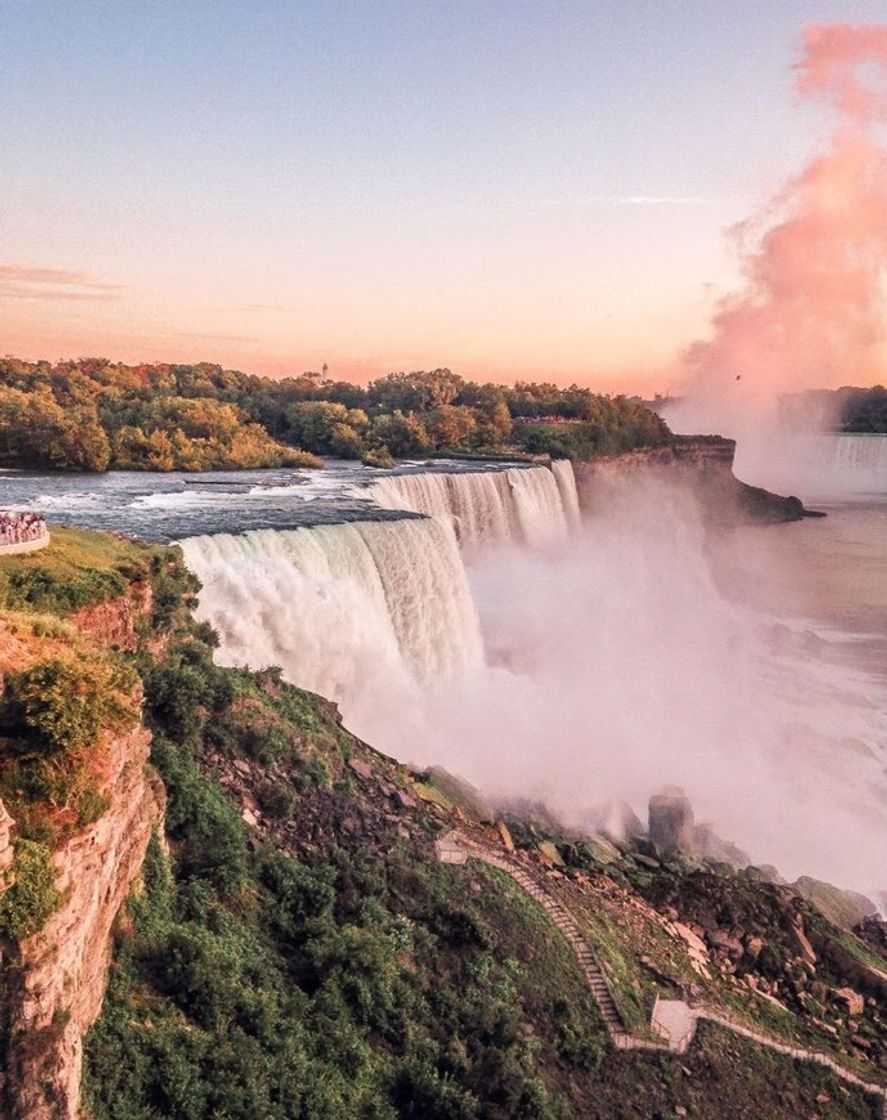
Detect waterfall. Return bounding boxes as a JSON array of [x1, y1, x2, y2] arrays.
[[733, 433, 887, 498], [552, 459, 582, 530], [179, 458, 887, 892], [181, 461, 580, 724], [181, 516, 483, 710], [369, 462, 580, 549], [825, 434, 887, 490]]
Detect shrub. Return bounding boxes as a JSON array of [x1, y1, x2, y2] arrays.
[[362, 446, 395, 469], [0, 839, 59, 939], [3, 657, 135, 757], [77, 785, 112, 827], [255, 780, 295, 821]]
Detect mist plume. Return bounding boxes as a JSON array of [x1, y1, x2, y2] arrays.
[[184, 465, 887, 895], [668, 24, 887, 446]]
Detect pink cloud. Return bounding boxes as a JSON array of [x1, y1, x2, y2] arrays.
[[0, 262, 123, 302]]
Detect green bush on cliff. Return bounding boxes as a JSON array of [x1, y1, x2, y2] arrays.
[[4, 657, 136, 757], [0, 527, 161, 616], [0, 564, 128, 615], [0, 839, 59, 939], [0, 654, 138, 842]]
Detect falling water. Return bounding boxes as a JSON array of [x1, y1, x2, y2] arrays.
[[179, 459, 887, 891], [733, 433, 887, 499], [181, 516, 483, 712], [369, 462, 579, 549]]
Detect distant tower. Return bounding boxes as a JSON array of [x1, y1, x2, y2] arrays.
[[322, 362, 329, 382]]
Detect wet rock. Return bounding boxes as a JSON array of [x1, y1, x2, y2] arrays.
[[708, 930, 744, 959], [746, 936, 764, 959], [392, 789, 417, 811], [648, 788, 695, 857], [537, 840, 565, 866]]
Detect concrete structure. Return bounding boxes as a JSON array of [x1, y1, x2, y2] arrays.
[[0, 529, 50, 556]]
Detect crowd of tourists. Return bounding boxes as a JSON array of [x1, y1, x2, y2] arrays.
[[0, 510, 48, 547]]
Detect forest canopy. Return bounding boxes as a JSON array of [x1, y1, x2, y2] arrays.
[[0, 357, 671, 472]]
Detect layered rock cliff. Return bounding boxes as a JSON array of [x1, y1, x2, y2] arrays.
[[1, 724, 163, 1119], [573, 437, 818, 524], [0, 554, 168, 1119]]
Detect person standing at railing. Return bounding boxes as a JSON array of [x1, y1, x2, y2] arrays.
[[0, 510, 48, 547]]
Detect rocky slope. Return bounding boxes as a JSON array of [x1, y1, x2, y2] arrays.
[[1, 527, 884, 1120]]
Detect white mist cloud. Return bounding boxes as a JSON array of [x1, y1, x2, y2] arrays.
[[355, 475, 887, 895], [186, 467, 887, 897]]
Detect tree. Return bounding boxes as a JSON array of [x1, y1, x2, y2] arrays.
[[370, 412, 431, 457], [426, 405, 477, 449], [368, 370, 464, 414]]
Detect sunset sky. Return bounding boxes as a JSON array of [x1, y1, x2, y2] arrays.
[[2, 0, 884, 392]]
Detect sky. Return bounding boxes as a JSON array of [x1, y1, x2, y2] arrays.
[[1, 0, 885, 392]]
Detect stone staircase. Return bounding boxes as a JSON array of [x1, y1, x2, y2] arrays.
[[436, 829, 887, 1115], [437, 833, 664, 1050]]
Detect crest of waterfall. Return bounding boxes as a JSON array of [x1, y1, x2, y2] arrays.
[[369, 462, 580, 549], [181, 516, 483, 710]]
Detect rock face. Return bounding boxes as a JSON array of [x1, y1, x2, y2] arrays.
[[1, 723, 164, 1120], [71, 581, 152, 651], [573, 439, 816, 525], [649, 789, 696, 857]]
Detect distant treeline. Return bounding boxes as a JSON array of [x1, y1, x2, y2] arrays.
[[837, 385, 887, 433], [0, 357, 671, 472], [780, 385, 887, 434]]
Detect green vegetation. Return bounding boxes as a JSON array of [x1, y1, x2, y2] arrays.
[[513, 396, 670, 460], [0, 643, 139, 847], [5, 656, 136, 756], [0, 357, 671, 471], [2, 533, 883, 1117], [0, 527, 163, 615], [838, 384, 887, 433], [68, 548, 606, 1118], [0, 839, 60, 939]]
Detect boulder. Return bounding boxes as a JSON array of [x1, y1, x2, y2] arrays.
[[648, 788, 695, 857], [835, 987, 865, 1017], [347, 757, 373, 782]]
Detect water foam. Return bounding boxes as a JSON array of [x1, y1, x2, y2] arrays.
[[369, 463, 578, 550], [182, 460, 887, 893]]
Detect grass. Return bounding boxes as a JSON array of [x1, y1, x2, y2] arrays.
[[0, 526, 159, 615], [587, 1019, 883, 1119]]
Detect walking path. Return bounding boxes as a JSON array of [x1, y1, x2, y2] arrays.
[[436, 830, 887, 1116]]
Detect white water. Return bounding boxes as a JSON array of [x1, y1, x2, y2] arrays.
[[181, 517, 482, 711], [183, 459, 887, 895], [735, 433, 887, 502], [369, 463, 578, 549]]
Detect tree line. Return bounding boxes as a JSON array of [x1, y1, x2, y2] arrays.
[[0, 357, 671, 472]]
